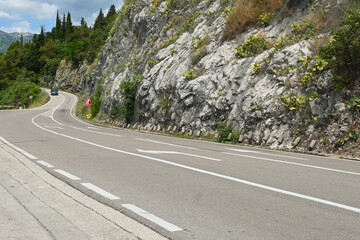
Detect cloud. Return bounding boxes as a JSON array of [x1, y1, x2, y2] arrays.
[[0, 20, 36, 33], [0, 0, 124, 33], [0, 0, 58, 20], [0, 11, 20, 20]]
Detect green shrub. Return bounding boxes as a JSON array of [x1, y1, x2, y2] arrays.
[[235, 35, 269, 58], [319, 9, 360, 90], [91, 85, 102, 117], [259, 12, 275, 26], [250, 62, 262, 74], [119, 79, 137, 123], [183, 69, 197, 80], [347, 96, 360, 109], [216, 121, 233, 143], [349, 130, 359, 142]]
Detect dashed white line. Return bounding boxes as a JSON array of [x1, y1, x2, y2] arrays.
[[0, 136, 38, 160], [223, 152, 360, 176], [81, 183, 120, 200], [55, 169, 81, 180], [122, 204, 182, 232], [37, 160, 54, 168]]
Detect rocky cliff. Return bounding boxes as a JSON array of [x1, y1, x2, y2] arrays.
[[52, 0, 360, 158]]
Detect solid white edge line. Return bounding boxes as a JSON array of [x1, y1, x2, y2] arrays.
[[37, 160, 54, 168], [55, 169, 81, 180], [223, 152, 360, 176], [122, 204, 182, 232], [31, 114, 360, 214], [81, 183, 120, 200], [0, 136, 38, 160]]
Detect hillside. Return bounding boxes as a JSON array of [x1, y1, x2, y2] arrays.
[[50, 0, 360, 158], [0, 30, 32, 53]]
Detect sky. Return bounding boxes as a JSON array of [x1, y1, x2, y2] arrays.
[[0, 0, 123, 34]]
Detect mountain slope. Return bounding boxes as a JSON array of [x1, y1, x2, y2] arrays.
[[52, 0, 360, 158], [0, 30, 33, 53]]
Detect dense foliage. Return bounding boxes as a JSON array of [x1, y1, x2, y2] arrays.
[[319, 8, 360, 90], [0, 5, 117, 106]]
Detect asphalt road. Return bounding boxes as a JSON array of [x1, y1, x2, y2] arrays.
[[0, 90, 359, 239]]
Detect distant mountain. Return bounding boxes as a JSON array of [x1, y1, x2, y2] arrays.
[[0, 30, 33, 53]]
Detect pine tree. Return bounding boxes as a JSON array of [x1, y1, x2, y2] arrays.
[[66, 12, 72, 39], [94, 8, 105, 30], [61, 14, 66, 40], [55, 10, 61, 40], [80, 17, 87, 28], [106, 5, 116, 20]]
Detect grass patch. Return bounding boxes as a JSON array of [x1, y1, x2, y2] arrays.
[[223, 0, 284, 40], [29, 92, 50, 109]]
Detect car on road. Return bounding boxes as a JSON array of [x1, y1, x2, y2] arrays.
[[51, 88, 58, 95]]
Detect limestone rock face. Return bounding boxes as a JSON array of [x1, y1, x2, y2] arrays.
[[53, 0, 360, 154]]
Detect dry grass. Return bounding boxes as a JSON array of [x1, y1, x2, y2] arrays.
[[305, 6, 344, 34], [223, 0, 284, 40], [310, 34, 330, 55]]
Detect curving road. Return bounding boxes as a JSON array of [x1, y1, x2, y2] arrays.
[[0, 90, 359, 239]]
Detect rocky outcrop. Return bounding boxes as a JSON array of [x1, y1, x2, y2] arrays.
[[54, 0, 360, 158]]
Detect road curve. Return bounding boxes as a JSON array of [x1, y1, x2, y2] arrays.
[[0, 90, 359, 239]]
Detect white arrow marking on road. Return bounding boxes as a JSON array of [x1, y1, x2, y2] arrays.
[[227, 148, 308, 161], [135, 138, 198, 150], [137, 149, 221, 161], [45, 126, 63, 129], [223, 152, 360, 176]]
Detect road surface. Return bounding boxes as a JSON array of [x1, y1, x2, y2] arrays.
[[0, 90, 359, 239]]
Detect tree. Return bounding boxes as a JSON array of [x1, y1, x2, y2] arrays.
[[94, 8, 105, 30], [106, 5, 117, 20], [80, 17, 87, 28], [61, 14, 66, 40], [66, 12, 73, 39], [55, 10, 62, 40]]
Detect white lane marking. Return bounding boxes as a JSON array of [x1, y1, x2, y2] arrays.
[[0, 136, 38, 160], [40, 94, 66, 126], [223, 152, 360, 176], [137, 149, 221, 161], [55, 169, 81, 180], [70, 126, 122, 137], [135, 138, 197, 150], [37, 160, 54, 168], [81, 183, 120, 200], [87, 127, 99, 130], [122, 204, 182, 232], [68, 93, 93, 126], [32, 115, 360, 214], [226, 148, 260, 153], [45, 126, 63, 129], [227, 148, 308, 161]]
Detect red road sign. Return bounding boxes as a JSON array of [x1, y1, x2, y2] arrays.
[[84, 97, 93, 106]]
